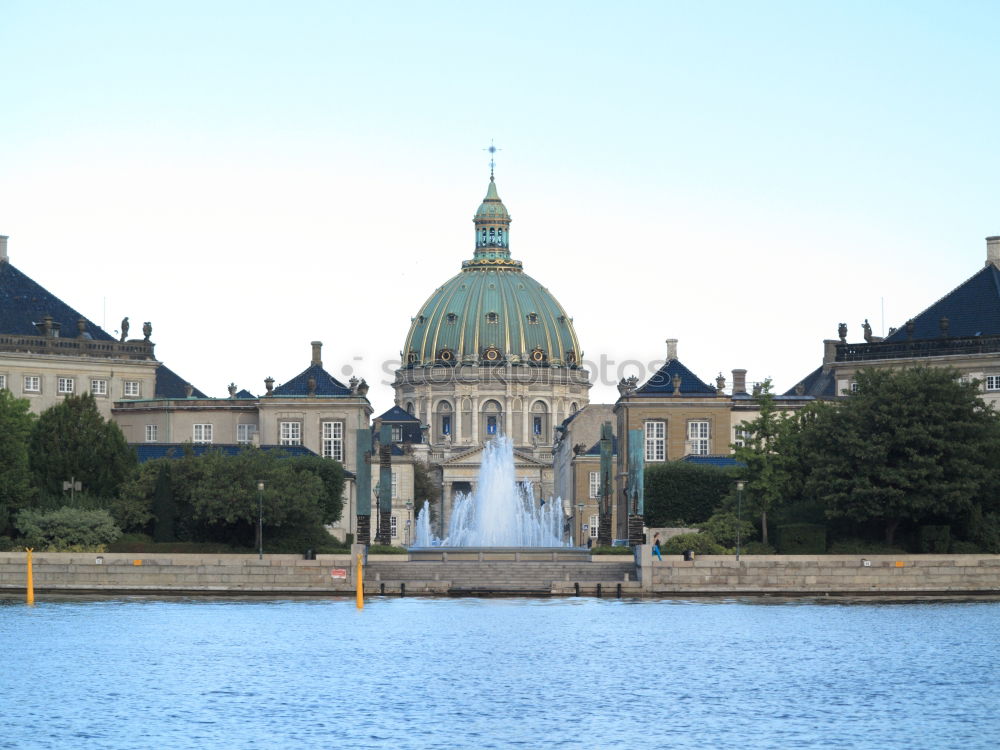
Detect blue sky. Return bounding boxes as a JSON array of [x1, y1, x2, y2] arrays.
[[2, 1, 998, 406]]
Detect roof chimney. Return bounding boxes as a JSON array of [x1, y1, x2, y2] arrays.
[[311, 341, 323, 367], [823, 339, 839, 366], [0, 235, 8, 263], [665, 338, 678, 361], [731, 369, 747, 394], [987, 236, 1000, 268]]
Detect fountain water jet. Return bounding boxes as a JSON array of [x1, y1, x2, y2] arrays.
[[413, 436, 566, 547]]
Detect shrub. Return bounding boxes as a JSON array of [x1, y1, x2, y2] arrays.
[[969, 510, 1000, 553], [644, 463, 734, 526], [740, 541, 776, 555], [827, 538, 908, 555], [699, 512, 756, 548], [590, 545, 634, 555], [918, 525, 950, 553], [16, 506, 121, 551], [776, 523, 826, 554], [266, 523, 346, 554], [662, 532, 726, 556], [0, 536, 18, 551], [107, 540, 244, 553], [950, 540, 982, 554]]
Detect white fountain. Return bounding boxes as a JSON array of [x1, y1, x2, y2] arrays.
[[413, 435, 567, 547]]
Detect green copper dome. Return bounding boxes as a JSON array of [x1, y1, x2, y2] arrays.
[[403, 178, 583, 368]]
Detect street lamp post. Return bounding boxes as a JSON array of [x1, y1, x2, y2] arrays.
[[256, 480, 265, 560], [736, 480, 745, 562], [405, 501, 413, 546], [576, 503, 585, 547]]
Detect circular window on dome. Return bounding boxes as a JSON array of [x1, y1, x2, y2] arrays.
[[437, 348, 455, 363], [485, 312, 498, 324], [446, 313, 457, 324], [483, 347, 502, 363], [526, 313, 539, 324], [565, 350, 577, 365], [530, 348, 547, 363], [407, 350, 418, 365]]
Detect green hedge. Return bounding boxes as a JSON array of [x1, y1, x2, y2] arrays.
[[16, 506, 121, 551], [645, 463, 734, 526], [776, 523, 826, 554], [590, 545, 633, 555]]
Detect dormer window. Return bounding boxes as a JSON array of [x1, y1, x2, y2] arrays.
[[486, 312, 498, 324], [446, 313, 458, 324], [527, 313, 539, 324]]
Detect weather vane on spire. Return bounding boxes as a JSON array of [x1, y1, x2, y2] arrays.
[[483, 139, 501, 179]]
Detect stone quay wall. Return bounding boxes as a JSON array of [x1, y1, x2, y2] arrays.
[[2, 551, 999, 597], [636, 548, 1000, 595]]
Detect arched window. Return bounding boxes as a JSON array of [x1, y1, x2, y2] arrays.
[[405, 402, 414, 416], [481, 228, 487, 245], [531, 400, 549, 439], [481, 399, 503, 440], [489, 228, 496, 244], [436, 401, 453, 441]]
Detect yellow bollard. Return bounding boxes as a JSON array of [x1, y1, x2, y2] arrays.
[[355, 552, 364, 610], [26, 548, 34, 605]]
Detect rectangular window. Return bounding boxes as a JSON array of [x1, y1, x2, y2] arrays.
[[391, 515, 398, 538], [0, 374, 6, 391], [986, 375, 1000, 391], [237, 424, 258, 444], [533, 416, 542, 435], [589, 471, 600, 499], [91, 379, 108, 396], [733, 426, 749, 448], [391, 425, 403, 442], [145, 424, 158, 442], [590, 514, 599, 539], [123, 380, 140, 397], [24, 375, 41, 393], [57, 377, 74, 394], [193, 424, 213, 443], [280, 421, 302, 445], [850, 382, 859, 393], [391, 471, 398, 499], [644, 421, 665, 462], [688, 420, 710, 456], [441, 415, 452, 436], [322, 421, 344, 461]]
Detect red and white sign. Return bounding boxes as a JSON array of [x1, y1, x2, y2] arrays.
[[330, 568, 348, 580]]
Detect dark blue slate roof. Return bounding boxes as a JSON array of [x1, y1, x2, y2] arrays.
[[272, 364, 351, 396], [235, 389, 256, 399], [154, 364, 208, 399], [377, 404, 420, 422], [636, 359, 717, 396], [134, 443, 318, 462], [0, 260, 114, 340], [680, 455, 743, 468], [783, 365, 836, 398], [584, 434, 618, 456], [884, 264, 1000, 341]]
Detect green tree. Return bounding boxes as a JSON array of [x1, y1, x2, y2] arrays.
[[734, 379, 796, 545], [412, 460, 439, 519], [16, 506, 121, 551], [805, 367, 1000, 545], [0, 388, 37, 535], [28, 393, 136, 499], [288, 454, 345, 524]]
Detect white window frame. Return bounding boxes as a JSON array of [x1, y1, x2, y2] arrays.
[[193, 424, 213, 443], [24, 375, 41, 393], [91, 378, 108, 396], [688, 420, 710, 456], [123, 380, 140, 398], [280, 421, 302, 446], [145, 424, 158, 442], [391, 515, 398, 538], [391, 425, 403, 442], [589, 471, 600, 499], [590, 514, 599, 539], [986, 375, 1000, 391], [237, 424, 258, 444], [0, 374, 6, 391], [57, 377, 74, 394], [733, 426, 749, 449], [645, 421, 665, 462], [391, 470, 398, 499], [322, 421, 344, 461]]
